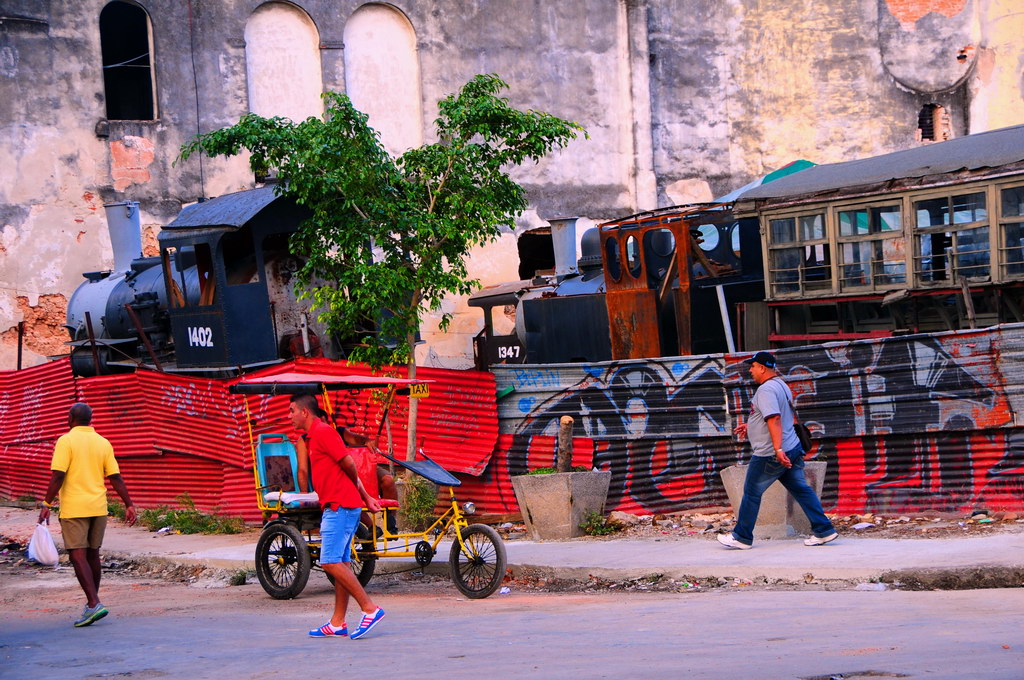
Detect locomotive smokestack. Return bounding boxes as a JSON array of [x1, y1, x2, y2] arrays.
[[549, 217, 578, 280], [103, 201, 142, 273]]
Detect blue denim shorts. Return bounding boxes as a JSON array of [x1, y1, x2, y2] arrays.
[[319, 506, 361, 564]]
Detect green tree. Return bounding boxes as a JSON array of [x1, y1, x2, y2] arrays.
[[180, 74, 585, 459]]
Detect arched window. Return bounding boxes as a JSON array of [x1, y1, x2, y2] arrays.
[[244, 3, 323, 121], [344, 4, 423, 156], [99, 1, 156, 120]]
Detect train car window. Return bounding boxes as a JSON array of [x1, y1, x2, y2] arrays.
[[1000, 184, 1024, 278], [195, 243, 217, 306], [696, 225, 718, 251], [605, 237, 622, 281], [222, 230, 260, 285], [768, 212, 830, 295], [837, 204, 905, 290], [625, 235, 641, 279], [643, 229, 676, 288], [161, 247, 185, 308], [646, 228, 676, 257], [914, 192, 988, 284]]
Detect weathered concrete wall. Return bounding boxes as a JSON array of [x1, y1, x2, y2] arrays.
[[0, 0, 1021, 370]]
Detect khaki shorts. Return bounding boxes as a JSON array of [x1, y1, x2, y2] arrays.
[[59, 515, 107, 550]]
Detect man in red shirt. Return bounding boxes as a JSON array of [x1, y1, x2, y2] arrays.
[[289, 395, 385, 640]]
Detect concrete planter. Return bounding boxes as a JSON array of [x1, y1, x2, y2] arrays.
[[719, 461, 827, 540], [511, 471, 612, 541]]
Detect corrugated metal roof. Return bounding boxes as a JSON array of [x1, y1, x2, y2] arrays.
[[739, 124, 1024, 203], [163, 186, 283, 230]]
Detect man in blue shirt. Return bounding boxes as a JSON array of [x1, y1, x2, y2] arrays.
[[718, 351, 838, 549]]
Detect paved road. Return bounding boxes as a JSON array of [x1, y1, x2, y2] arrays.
[[3, 566, 1023, 680]]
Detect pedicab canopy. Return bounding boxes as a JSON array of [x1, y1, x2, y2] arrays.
[[228, 372, 431, 396], [229, 371, 459, 486]]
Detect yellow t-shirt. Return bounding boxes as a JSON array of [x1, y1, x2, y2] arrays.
[[50, 426, 120, 519]]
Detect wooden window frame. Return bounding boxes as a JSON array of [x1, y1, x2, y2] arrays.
[[833, 201, 907, 293], [911, 186, 993, 287], [997, 180, 1024, 281], [764, 210, 831, 297]]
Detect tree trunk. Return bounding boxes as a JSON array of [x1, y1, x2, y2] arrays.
[[405, 330, 418, 467], [556, 415, 574, 472]]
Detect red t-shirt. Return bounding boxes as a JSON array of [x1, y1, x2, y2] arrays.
[[306, 420, 362, 510]]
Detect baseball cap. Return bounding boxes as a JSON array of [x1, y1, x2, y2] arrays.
[[742, 351, 777, 368]]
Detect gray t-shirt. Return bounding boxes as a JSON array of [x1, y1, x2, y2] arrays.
[[747, 377, 800, 457]]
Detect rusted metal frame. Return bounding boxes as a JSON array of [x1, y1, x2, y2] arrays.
[[124, 303, 164, 371], [671, 217, 692, 356]]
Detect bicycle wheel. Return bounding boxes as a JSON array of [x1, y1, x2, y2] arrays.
[[448, 524, 507, 599], [351, 522, 376, 587], [255, 522, 311, 599]]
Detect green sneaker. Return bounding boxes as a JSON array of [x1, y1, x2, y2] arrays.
[[73, 603, 109, 627]]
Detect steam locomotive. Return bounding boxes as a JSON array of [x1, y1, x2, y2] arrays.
[[469, 207, 765, 368], [68, 189, 766, 376], [67, 187, 321, 376]]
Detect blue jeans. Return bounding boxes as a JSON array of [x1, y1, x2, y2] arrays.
[[732, 445, 835, 545]]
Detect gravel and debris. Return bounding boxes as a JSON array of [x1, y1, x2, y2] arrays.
[[495, 507, 1024, 543]]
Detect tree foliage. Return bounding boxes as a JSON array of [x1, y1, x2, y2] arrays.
[[179, 74, 585, 368]]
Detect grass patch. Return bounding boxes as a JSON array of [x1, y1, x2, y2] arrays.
[[526, 465, 590, 475], [15, 495, 36, 503], [579, 511, 623, 536], [229, 569, 252, 586], [108, 500, 126, 520], [138, 493, 244, 535]]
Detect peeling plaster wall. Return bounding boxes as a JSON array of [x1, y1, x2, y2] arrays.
[[0, 0, 1021, 371]]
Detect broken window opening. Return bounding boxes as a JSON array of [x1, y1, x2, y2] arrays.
[[100, 1, 156, 121], [517, 230, 554, 280], [917, 104, 951, 143]]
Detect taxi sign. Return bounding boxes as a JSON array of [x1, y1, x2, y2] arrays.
[[409, 382, 430, 398]]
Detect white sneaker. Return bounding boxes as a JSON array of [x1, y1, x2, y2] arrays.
[[804, 532, 839, 546], [716, 533, 752, 550]]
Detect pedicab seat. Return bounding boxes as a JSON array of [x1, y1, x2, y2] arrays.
[[256, 434, 320, 509], [257, 433, 400, 510]]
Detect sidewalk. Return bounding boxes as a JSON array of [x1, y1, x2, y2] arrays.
[[3, 506, 1023, 588]]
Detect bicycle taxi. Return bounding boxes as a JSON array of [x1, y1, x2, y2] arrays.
[[229, 371, 507, 600]]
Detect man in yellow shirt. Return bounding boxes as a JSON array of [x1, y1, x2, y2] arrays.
[[38, 403, 137, 627]]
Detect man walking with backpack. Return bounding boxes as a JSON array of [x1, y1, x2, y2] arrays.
[[718, 351, 838, 550]]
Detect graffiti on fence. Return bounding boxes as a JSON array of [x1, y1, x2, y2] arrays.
[[499, 334, 1023, 514]]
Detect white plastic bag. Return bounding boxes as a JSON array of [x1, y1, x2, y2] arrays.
[[27, 522, 59, 566]]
